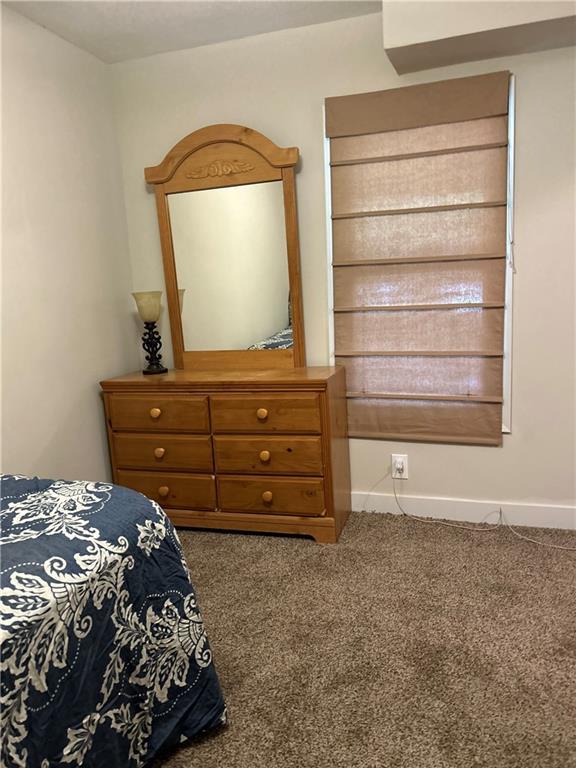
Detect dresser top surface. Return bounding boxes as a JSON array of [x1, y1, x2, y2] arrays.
[[101, 366, 343, 392]]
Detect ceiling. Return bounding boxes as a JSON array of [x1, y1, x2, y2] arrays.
[[5, 0, 382, 63]]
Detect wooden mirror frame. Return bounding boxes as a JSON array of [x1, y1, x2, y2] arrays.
[[145, 124, 305, 370]]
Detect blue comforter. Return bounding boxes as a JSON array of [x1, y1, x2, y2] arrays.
[[0, 475, 226, 767], [249, 326, 293, 350]]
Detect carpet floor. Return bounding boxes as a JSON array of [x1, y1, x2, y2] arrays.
[[155, 512, 576, 768]]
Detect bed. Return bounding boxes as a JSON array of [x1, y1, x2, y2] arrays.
[[0, 474, 226, 768], [248, 325, 293, 350]]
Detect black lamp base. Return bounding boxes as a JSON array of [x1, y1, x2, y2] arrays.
[[141, 321, 167, 376], [142, 363, 168, 376]]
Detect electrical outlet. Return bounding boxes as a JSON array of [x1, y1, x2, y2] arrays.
[[391, 454, 408, 479]]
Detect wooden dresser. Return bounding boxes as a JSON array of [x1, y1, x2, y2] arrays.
[[101, 367, 350, 543]]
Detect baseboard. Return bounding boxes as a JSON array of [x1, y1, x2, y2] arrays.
[[352, 490, 576, 530]]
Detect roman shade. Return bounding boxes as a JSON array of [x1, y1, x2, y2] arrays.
[[326, 71, 511, 446]]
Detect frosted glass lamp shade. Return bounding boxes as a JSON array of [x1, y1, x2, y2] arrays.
[[132, 291, 162, 323]]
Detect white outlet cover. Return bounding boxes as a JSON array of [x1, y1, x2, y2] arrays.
[[391, 454, 408, 479]]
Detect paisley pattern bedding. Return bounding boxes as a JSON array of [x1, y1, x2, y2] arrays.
[[249, 326, 293, 350], [0, 475, 226, 768]]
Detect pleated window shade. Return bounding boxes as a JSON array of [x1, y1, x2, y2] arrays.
[[325, 71, 511, 446]]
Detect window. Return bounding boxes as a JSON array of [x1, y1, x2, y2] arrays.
[[325, 71, 512, 446]]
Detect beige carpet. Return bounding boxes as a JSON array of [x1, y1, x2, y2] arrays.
[[155, 512, 576, 768]]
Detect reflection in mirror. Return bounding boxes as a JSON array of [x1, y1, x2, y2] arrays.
[[168, 181, 291, 352]]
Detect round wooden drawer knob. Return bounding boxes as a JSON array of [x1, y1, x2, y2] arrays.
[[158, 486, 170, 498], [259, 450, 271, 463], [149, 407, 162, 419], [154, 448, 165, 459], [256, 408, 269, 421], [262, 490, 273, 503]]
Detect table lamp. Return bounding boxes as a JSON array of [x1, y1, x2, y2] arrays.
[[132, 291, 168, 375]]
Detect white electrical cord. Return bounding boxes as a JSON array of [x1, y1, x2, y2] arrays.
[[388, 476, 576, 552], [391, 476, 502, 532], [499, 508, 576, 552], [360, 472, 391, 516]]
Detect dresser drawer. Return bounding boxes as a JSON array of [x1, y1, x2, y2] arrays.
[[108, 394, 209, 432], [214, 436, 323, 476], [113, 434, 213, 472], [117, 470, 215, 510], [211, 394, 321, 434], [218, 476, 325, 517]]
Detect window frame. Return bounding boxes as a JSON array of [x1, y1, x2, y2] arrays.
[[502, 74, 516, 434]]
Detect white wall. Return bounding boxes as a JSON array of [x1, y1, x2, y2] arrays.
[[1, 7, 139, 481], [382, 1, 575, 48], [111, 14, 575, 520]]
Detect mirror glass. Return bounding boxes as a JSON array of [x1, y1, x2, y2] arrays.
[[168, 181, 292, 351]]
